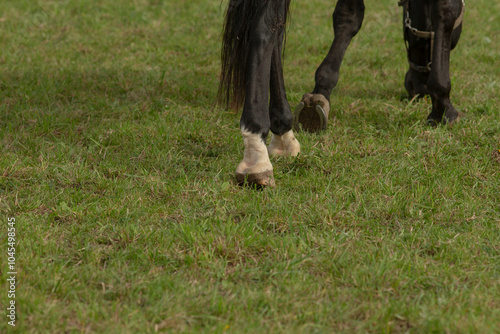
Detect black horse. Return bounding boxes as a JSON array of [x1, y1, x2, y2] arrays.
[[219, 0, 464, 187]]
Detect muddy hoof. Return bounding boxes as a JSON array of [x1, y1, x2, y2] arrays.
[[293, 93, 330, 132], [235, 170, 275, 188]]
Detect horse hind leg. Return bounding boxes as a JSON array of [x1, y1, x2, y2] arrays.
[[268, 33, 300, 157], [295, 0, 365, 132], [235, 2, 288, 187]]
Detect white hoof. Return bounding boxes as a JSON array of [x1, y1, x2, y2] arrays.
[[268, 130, 301, 157], [236, 129, 274, 187]]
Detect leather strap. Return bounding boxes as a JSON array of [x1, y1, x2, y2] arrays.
[[400, 0, 465, 73]]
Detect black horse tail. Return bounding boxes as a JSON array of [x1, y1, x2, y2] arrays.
[[218, 0, 290, 110]]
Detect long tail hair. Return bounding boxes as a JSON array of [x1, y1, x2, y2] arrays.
[[218, 0, 291, 110]]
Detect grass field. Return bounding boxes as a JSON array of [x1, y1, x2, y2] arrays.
[[1, 0, 499, 332]]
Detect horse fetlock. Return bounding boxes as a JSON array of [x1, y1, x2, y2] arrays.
[[268, 130, 301, 157], [405, 70, 430, 98], [301, 93, 330, 111]]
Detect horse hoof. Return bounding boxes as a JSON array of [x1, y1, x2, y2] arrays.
[[426, 118, 439, 127], [427, 108, 460, 126], [236, 129, 275, 188], [235, 170, 275, 188], [293, 93, 330, 132], [444, 108, 460, 124], [268, 130, 301, 157]]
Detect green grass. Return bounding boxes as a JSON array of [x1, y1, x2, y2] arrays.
[[1, 0, 499, 332]]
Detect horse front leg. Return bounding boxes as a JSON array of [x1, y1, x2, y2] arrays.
[[426, 0, 463, 125], [295, 0, 365, 132], [402, 1, 432, 99]]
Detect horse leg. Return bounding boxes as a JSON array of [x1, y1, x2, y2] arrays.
[[426, 0, 463, 125], [235, 3, 284, 187], [295, 0, 365, 132], [268, 32, 301, 157], [402, 1, 432, 99]]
